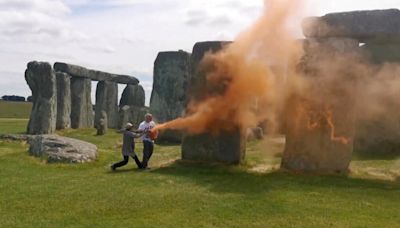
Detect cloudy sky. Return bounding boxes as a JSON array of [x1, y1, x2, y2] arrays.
[[0, 0, 399, 105]]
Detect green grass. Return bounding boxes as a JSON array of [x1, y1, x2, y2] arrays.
[[0, 100, 31, 118], [0, 118, 399, 227], [0, 118, 28, 134]]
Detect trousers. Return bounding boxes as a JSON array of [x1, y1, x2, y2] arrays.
[[142, 141, 154, 168], [112, 155, 142, 169]]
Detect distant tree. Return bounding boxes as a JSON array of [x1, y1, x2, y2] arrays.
[[1, 95, 26, 102]]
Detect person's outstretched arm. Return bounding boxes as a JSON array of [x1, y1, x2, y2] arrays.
[[127, 131, 144, 138], [116, 128, 126, 134]]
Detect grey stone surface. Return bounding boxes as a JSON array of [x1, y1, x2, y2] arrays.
[[56, 72, 71, 130], [304, 38, 359, 53], [282, 97, 355, 173], [0, 134, 33, 141], [299, 38, 360, 75], [190, 41, 232, 70], [150, 51, 191, 143], [181, 128, 246, 164], [110, 75, 140, 85], [156, 129, 183, 143], [302, 9, 400, 42], [54, 62, 139, 84], [181, 41, 246, 164], [96, 111, 108, 136], [281, 38, 358, 173], [354, 113, 400, 156], [362, 43, 400, 64], [70, 77, 94, 129], [354, 47, 400, 155], [25, 61, 57, 135], [118, 105, 149, 129], [95, 81, 118, 129], [28, 135, 97, 163], [119, 84, 145, 107], [187, 41, 232, 102]]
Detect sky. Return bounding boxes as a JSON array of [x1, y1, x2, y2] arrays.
[[0, 0, 399, 105]]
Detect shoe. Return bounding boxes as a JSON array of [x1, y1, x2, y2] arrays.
[[111, 165, 116, 171]]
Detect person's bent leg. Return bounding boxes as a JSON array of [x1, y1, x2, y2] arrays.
[[112, 156, 129, 169], [132, 155, 143, 169]]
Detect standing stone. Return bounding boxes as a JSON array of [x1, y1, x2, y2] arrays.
[[281, 38, 359, 173], [119, 105, 149, 129], [25, 61, 57, 135], [282, 95, 355, 173], [187, 41, 232, 102], [119, 84, 145, 108], [354, 44, 400, 155], [150, 51, 191, 143], [70, 77, 94, 129], [181, 41, 246, 164], [118, 83, 147, 130], [56, 72, 71, 130], [182, 128, 246, 163], [95, 81, 118, 129], [96, 111, 108, 136]]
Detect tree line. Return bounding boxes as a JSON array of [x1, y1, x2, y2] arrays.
[[1, 95, 32, 102]]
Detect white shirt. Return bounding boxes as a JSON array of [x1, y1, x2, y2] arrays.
[[138, 121, 156, 142]]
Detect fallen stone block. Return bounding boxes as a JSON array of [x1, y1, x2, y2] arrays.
[[28, 135, 98, 163], [54, 62, 139, 84], [302, 9, 400, 43]]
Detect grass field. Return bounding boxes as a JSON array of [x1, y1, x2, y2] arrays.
[[0, 104, 400, 227], [0, 100, 31, 119]]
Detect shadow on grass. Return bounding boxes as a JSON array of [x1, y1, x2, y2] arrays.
[[151, 160, 400, 195], [107, 168, 143, 174]]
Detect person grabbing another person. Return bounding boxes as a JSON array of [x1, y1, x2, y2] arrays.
[[111, 123, 144, 171]]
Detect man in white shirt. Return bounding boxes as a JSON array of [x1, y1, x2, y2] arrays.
[[138, 113, 156, 169]]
